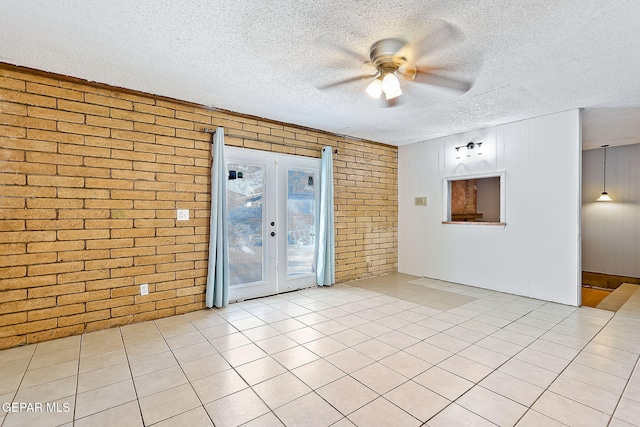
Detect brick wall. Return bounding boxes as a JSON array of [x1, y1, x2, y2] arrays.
[[0, 64, 398, 349]]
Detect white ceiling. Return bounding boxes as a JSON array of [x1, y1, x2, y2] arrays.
[[2, 1, 640, 149]]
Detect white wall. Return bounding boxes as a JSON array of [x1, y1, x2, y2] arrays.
[[399, 109, 582, 305], [582, 144, 640, 277]]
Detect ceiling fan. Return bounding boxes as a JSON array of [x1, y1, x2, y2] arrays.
[[319, 21, 472, 104]]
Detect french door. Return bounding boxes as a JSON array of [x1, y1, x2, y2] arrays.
[[225, 147, 320, 301]]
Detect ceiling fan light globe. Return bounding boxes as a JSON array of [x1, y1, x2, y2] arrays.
[[384, 86, 402, 100], [381, 72, 400, 93], [365, 78, 383, 98]]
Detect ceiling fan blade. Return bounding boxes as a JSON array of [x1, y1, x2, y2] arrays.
[[317, 74, 376, 90], [395, 19, 460, 64], [412, 70, 472, 92], [316, 38, 371, 65]]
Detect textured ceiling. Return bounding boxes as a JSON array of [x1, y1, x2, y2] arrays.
[[1, 0, 639, 149]]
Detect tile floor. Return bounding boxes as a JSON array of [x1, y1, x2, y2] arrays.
[[1, 273, 640, 427]]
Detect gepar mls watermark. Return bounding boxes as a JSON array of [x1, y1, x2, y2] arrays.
[[2, 402, 71, 413]]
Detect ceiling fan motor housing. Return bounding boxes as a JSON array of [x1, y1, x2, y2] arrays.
[[369, 38, 407, 72]]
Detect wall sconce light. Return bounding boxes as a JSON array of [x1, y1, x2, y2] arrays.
[[596, 144, 612, 202], [455, 141, 483, 159]]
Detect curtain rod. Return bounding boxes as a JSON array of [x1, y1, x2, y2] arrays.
[[202, 128, 337, 153]]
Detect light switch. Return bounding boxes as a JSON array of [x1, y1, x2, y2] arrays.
[[177, 209, 189, 221]]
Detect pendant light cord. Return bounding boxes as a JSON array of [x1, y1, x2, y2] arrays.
[[602, 144, 608, 193]]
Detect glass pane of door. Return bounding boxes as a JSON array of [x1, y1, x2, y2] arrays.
[[287, 169, 317, 278], [226, 163, 264, 287]]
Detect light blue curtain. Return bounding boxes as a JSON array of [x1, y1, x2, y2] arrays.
[[206, 127, 230, 307], [316, 146, 335, 286]]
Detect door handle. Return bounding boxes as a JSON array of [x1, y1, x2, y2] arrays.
[[270, 232, 276, 237]]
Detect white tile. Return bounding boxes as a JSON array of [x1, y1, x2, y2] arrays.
[[352, 339, 398, 361], [353, 322, 393, 338], [75, 378, 137, 419], [515, 410, 565, 427], [274, 392, 343, 427], [303, 336, 347, 357], [255, 334, 299, 354], [532, 391, 611, 427], [0, 358, 29, 380], [285, 326, 325, 344], [270, 318, 307, 333], [34, 338, 76, 356], [351, 362, 407, 395], [377, 330, 420, 350], [295, 312, 330, 326], [527, 338, 580, 361], [229, 315, 266, 331], [437, 354, 493, 383], [0, 373, 22, 396], [133, 365, 188, 398], [379, 351, 432, 379], [220, 343, 267, 367], [164, 330, 207, 350], [425, 333, 471, 353], [74, 401, 143, 427], [331, 329, 371, 346], [498, 359, 558, 389], [549, 374, 620, 414], [398, 323, 439, 340], [210, 332, 251, 352], [252, 372, 312, 409], [125, 338, 169, 360], [562, 362, 628, 396], [79, 338, 124, 357], [348, 397, 421, 427], [316, 376, 378, 415], [241, 325, 281, 342], [172, 341, 217, 364], [325, 348, 375, 374], [129, 351, 178, 377], [404, 341, 453, 365], [153, 406, 213, 427], [443, 325, 487, 344], [479, 370, 544, 407], [78, 349, 126, 374], [15, 375, 77, 404], [241, 412, 285, 427], [22, 359, 78, 388], [204, 388, 269, 427], [235, 356, 287, 386], [458, 344, 511, 369], [291, 358, 345, 389], [457, 386, 527, 427], [272, 345, 319, 370], [200, 323, 238, 340], [139, 383, 201, 426], [384, 380, 449, 422], [414, 367, 473, 401], [180, 353, 231, 382], [311, 320, 349, 335], [191, 369, 247, 403], [29, 346, 79, 369], [514, 348, 570, 374]]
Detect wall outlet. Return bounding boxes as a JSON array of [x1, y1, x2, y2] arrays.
[[140, 284, 149, 296], [177, 209, 189, 221]]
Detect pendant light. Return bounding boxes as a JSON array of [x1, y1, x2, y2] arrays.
[[596, 144, 612, 202]]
